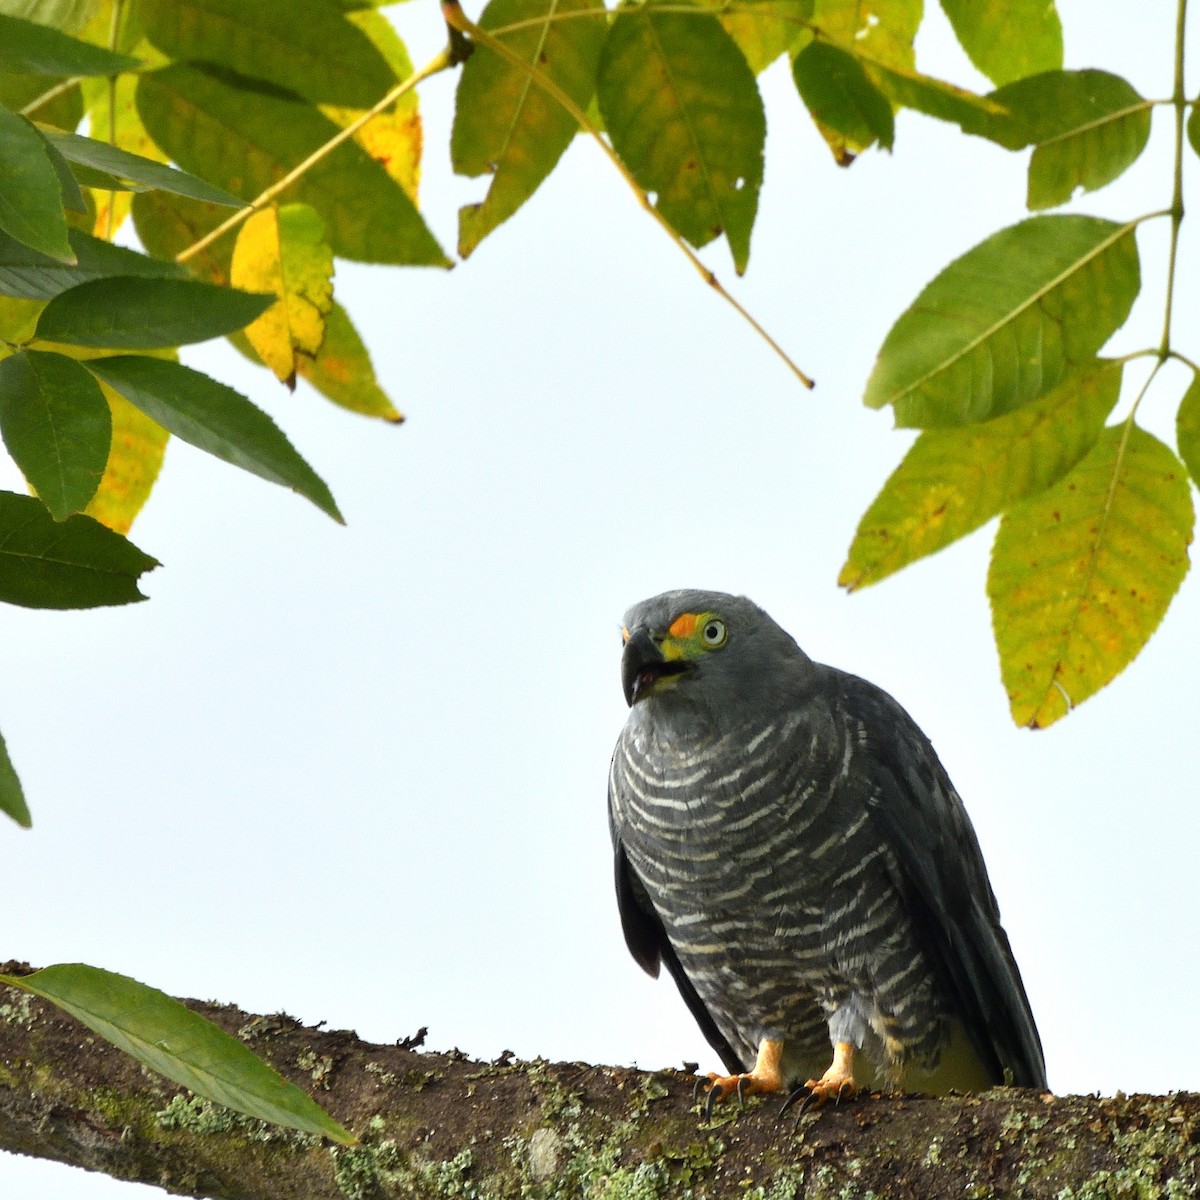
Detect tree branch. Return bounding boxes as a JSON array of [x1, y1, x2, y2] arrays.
[[1, 962, 1196, 1198]]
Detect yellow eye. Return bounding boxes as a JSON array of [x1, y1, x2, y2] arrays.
[[701, 618, 727, 649]]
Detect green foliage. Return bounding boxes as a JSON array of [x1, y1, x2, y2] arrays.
[[0, 226, 187, 300], [0, 11, 139, 76], [0, 348, 110, 518], [988, 70, 1153, 210], [791, 42, 894, 162], [139, 0, 397, 108], [0, 727, 30, 828], [36, 275, 274, 347], [0, 104, 72, 259], [0, 489, 157, 608], [864, 215, 1140, 428], [0, 964, 356, 1143], [452, 0, 607, 258], [938, 0, 1062, 87], [0, 0, 1194, 750], [596, 0, 765, 274], [136, 63, 447, 266], [87, 354, 343, 522], [43, 129, 243, 206], [3, 0, 1200, 1168]]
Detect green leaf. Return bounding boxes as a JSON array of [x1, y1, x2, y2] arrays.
[[810, 0, 920, 74], [0, 12, 140, 76], [0, 226, 186, 300], [1188, 103, 1200, 161], [0, 489, 157, 608], [841, 360, 1122, 590], [36, 127, 87, 212], [988, 70, 1152, 210], [0, 727, 30, 827], [0, 69, 83, 131], [296, 300, 401, 422], [36, 276, 274, 348], [130, 190, 233, 284], [857, 51, 1006, 133], [1175, 373, 1200, 488], [452, 0, 606, 259], [864, 215, 1141, 427], [135, 64, 448, 266], [792, 41, 894, 163], [86, 355, 343, 522], [43, 129, 244, 207], [714, 0, 810, 74], [0, 105, 72, 261], [0, 0, 101, 35], [597, 0, 765, 274], [939, 0, 1062, 87], [0, 349, 111, 519], [989, 424, 1193, 728], [140, 0, 397, 108], [0, 964, 354, 1143]]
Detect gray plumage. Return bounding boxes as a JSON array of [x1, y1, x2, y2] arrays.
[[609, 589, 1046, 1093]]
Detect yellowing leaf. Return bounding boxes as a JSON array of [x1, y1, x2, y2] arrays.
[[940, 0, 1062, 87], [988, 424, 1193, 728], [714, 0, 810, 73], [597, 0, 765, 274], [84, 381, 168, 535], [230, 204, 333, 388], [810, 0, 920, 72], [842, 360, 1121, 590], [1176, 374, 1200, 487], [320, 8, 422, 203], [296, 300, 400, 423], [452, 0, 606, 259]]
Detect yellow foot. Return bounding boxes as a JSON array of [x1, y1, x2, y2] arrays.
[[698, 1039, 784, 1117], [782, 1041, 858, 1118]]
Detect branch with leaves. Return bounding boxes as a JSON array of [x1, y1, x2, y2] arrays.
[[2, 0, 1199, 1169], [2, 964, 1198, 1198]]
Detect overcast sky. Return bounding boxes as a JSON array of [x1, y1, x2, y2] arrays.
[[4, 2, 1199, 1195]]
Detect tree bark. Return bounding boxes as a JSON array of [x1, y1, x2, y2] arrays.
[[1, 963, 1196, 1199]]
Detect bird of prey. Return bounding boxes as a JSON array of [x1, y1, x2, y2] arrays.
[[608, 590, 1046, 1110]]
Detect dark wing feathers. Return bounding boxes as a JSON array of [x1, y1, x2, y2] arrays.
[[610, 814, 746, 1075], [834, 671, 1047, 1089]]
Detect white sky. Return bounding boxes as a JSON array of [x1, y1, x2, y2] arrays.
[[4, 2, 1198, 1195]]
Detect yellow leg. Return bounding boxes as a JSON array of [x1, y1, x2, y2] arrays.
[[803, 1040, 858, 1106], [701, 1038, 785, 1114]]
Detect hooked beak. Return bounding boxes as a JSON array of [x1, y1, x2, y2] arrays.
[[621, 628, 690, 706]]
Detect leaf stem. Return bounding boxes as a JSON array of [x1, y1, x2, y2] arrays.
[[175, 49, 454, 266], [18, 76, 82, 118], [103, 0, 126, 243], [1159, 0, 1189, 358], [440, 1, 815, 388]]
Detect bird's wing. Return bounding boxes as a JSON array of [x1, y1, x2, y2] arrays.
[[608, 777, 746, 1075], [830, 669, 1047, 1089]]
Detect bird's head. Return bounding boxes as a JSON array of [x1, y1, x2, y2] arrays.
[[620, 589, 811, 710]]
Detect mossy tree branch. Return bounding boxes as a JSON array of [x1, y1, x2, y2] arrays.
[[0, 963, 1196, 1199]]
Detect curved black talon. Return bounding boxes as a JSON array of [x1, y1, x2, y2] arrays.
[[778, 1084, 811, 1119], [691, 1075, 707, 1104], [704, 1081, 722, 1121], [735, 1075, 750, 1110]]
